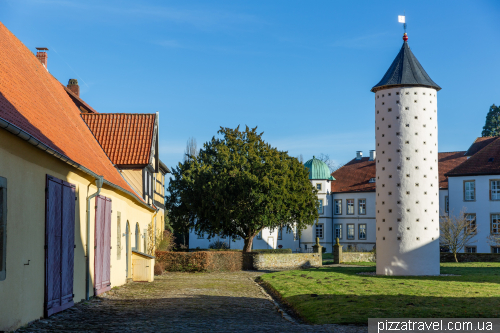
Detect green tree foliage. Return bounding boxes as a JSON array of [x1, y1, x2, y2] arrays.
[[166, 126, 319, 252], [482, 104, 500, 137], [165, 163, 195, 247]]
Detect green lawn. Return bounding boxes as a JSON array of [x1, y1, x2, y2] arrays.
[[260, 263, 500, 325]]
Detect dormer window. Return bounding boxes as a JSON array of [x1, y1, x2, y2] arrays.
[[369, 178, 376, 183]]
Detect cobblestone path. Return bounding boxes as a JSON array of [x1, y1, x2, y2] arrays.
[[16, 271, 367, 333]]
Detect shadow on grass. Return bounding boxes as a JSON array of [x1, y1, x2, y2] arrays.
[[310, 265, 500, 284], [283, 293, 500, 325]]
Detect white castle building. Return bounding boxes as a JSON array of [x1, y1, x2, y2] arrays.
[[372, 32, 441, 275]]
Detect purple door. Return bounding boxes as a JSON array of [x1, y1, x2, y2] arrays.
[[45, 175, 75, 317], [94, 195, 112, 295]]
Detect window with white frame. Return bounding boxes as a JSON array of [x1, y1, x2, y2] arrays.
[[445, 196, 449, 213], [318, 199, 324, 214], [316, 223, 324, 239], [278, 227, 282, 240], [358, 199, 366, 215], [464, 213, 477, 234], [492, 247, 500, 254], [0, 176, 6, 281], [347, 199, 354, 215], [465, 246, 476, 253], [491, 214, 500, 234], [358, 224, 367, 240], [491, 180, 500, 200], [316, 183, 322, 191], [347, 224, 355, 240], [334, 224, 342, 239], [257, 231, 262, 240], [464, 180, 475, 201], [334, 199, 342, 215]]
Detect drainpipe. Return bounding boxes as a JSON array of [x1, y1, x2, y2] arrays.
[[331, 192, 334, 253], [86, 176, 104, 301]]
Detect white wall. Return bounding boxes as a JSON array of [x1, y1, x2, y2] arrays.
[[375, 86, 440, 275], [448, 175, 500, 253]]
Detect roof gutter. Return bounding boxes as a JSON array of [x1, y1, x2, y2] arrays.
[[0, 116, 154, 212]]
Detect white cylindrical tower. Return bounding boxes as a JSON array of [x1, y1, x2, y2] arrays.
[[372, 33, 441, 275]]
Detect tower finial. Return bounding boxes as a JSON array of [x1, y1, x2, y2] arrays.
[[403, 32, 408, 42]]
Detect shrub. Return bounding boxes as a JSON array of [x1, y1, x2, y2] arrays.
[[154, 262, 164, 275], [208, 240, 229, 250], [156, 230, 176, 252], [253, 248, 292, 254], [155, 250, 246, 272]]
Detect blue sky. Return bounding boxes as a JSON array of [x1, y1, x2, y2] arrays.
[[2, 0, 499, 172]]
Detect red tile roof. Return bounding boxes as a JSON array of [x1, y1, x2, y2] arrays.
[[331, 157, 376, 193], [331, 152, 468, 193], [0, 22, 144, 203], [437, 151, 468, 188], [464, 137, 497, 156], [446, 137, 500, 176], [81, 113, 156, 167], [63, 85, 98, 114]]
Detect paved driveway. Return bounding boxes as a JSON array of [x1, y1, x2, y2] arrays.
[[17, 271, 367, 333]]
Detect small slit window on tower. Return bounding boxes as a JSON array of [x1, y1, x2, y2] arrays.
[[406, 124, 410, 127], [415, 116, 418, 119], [396, 92, 400, 95], [397, 218, 401, 222], [414, 92, 417, 95], [415, 166, 419, 170], [406, 157, 410, 161], [414, 100, 417, 103], [397, 183, 401, 187], [415, 132, 418, 135], [388, 125, 391, 128], [397, 237, 401, 240], [397, 116, 400, 119], [405, 92, 409, 95], [388, 93, 391, 96], [405, 107, 409, 110], [388, 108, 392, 112], [396, 100, 400, 104], [388, 191, 392, 195], [396, 132, 400, 136], [382, 102, 385, 105], [405, 141, 409, 144]]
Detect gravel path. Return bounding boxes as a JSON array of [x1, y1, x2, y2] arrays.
[[16, 271, 367, 333]]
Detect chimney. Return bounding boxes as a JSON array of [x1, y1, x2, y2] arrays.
[[356, 151, 363, 160], [369, 150, 376, 161], [36, 47, 48, 68], [67, 79, 80, 97]]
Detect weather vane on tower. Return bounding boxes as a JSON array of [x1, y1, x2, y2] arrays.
[[398, 12, 407, 41]]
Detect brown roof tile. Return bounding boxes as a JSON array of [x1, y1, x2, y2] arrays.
[[0, 22, 143, 202], [81, 113, 156, 167], [446, 138, 500, 176], [464, 137, 497, 156], [437, 151, 468, 188], [331, 152, 468, 193], [331, 157, 376, 193]]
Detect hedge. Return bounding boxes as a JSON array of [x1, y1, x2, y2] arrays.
[[252, 248, 292, 254], [155, 251, 250, 272]]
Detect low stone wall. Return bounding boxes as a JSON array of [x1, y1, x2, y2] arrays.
[[440, 253, 500, 262], [252, 253, 322, 270], [341, 252, 376, 263]]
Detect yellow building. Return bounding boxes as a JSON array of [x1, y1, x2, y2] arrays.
[[0, 23, 161, 330]]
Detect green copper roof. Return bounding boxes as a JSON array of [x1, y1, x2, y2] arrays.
[[304, 156, 335, 180]]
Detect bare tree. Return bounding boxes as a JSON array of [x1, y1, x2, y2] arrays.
[[184, 137, 198, 162], [297, 154, 304, 164], [440, 209, 478, 262], [487, 233, 500, 249], [317, 153, 336, 173]]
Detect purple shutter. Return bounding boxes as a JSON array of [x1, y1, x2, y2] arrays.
[[45, 175, 75, 317], [94, 195, 112, 295]]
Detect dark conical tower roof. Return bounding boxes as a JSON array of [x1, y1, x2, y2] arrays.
[[371, 36, 441, 92]]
